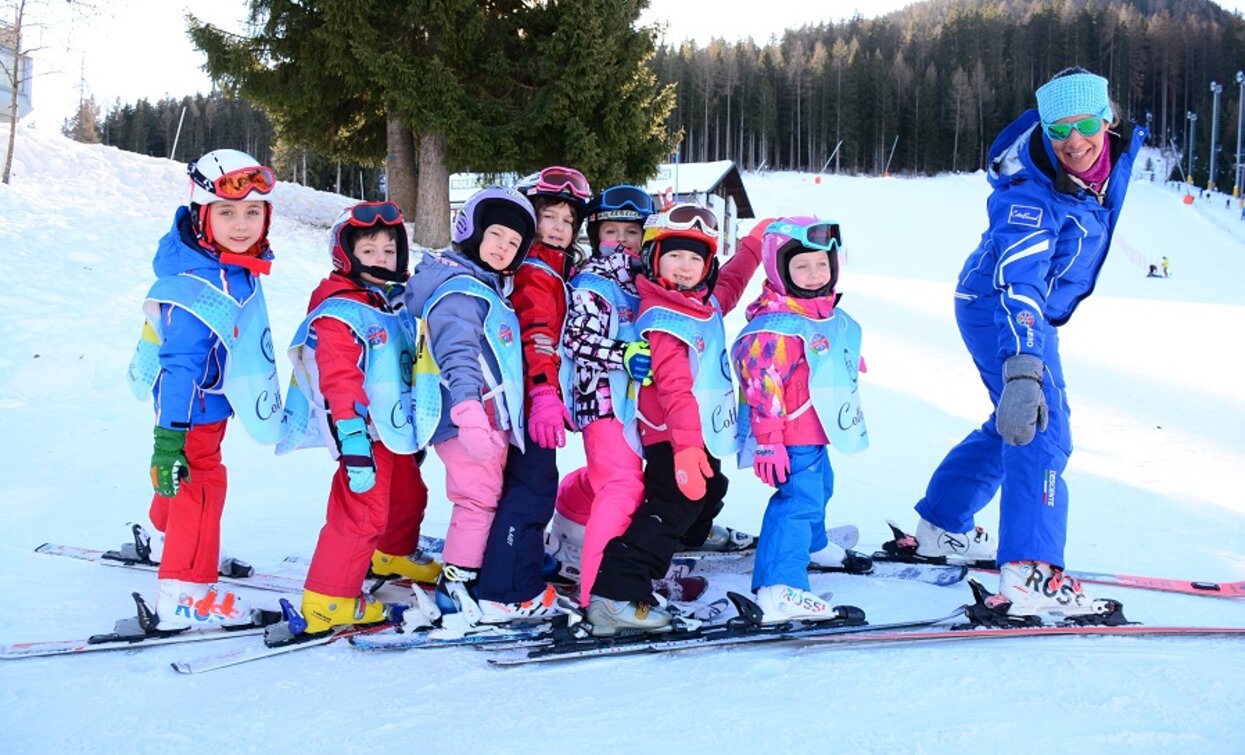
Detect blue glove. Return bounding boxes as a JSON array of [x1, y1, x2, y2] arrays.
[[336, 417, 376, 493], [623, 341, 653, 386]]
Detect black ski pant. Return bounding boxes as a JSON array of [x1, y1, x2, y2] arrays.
[[475, 428, 558, 603], [591, 442, 727, 603]]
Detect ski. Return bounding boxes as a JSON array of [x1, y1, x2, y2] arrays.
[[35, 543, 307, 594], [0, 593, 283, 660], [488, 593, 954, 667], [799, 622, 1245, 648], [169, 598, 406, 674], [665, 550, 967, 586], [872, 522, 1245, 599]]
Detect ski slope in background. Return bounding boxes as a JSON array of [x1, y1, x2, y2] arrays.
[[1, 127, 1242, 754]]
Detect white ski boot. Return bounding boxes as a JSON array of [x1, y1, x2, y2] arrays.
[[543, 510, 585, 583], [154, 579, 252, 630], [914, 518, 997, 564], [434, 564, 484, 626], [586, 596, 673, 636], [754, 585, 837, 624], [995, 561, 1117, 619], [479, 584, 564, 625]]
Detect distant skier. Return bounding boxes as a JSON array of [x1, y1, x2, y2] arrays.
[[903, 67, 1145, 619], [1147, 264, 1160, 277], [1162, 256, 1170, 277]]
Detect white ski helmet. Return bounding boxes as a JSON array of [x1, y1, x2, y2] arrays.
[[186, 149, 276, 248]]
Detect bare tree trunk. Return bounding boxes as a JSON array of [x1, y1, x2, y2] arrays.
[[413, 131, 449, 248], [386, 114, 418, 218], [3, 0, 29, 184]]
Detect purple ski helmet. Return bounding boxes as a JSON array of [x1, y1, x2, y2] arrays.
[[761, 216, 842, 299], [452, 186, 537, 274]]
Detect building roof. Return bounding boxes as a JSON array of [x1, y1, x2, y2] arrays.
[[642, 160, 755, 218]]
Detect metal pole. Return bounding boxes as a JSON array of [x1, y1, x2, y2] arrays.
[[1187, 111, 1197, 184], [1210, 82, 1222, 191], [169, 105, 187, 160], [1235, 72, 1244, 197]]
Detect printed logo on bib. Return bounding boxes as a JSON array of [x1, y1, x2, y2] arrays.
[[809, 333, 830, 353], [693, 335, 705, 353], [1007, 204, 1042, 228], [499, 323, 514, 346], [365, 324, 388, 348], [619, 305, 635, 323], [1016, 311, 1035, 328]]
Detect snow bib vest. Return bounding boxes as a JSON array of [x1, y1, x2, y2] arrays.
[[127, 274, 283, 444], [636, 300, 739, 459], [733, 309, 868, 465], [413, 275, 526, 452], [278, 296, 417, 456]]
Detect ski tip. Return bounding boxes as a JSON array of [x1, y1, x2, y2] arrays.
[[170, 661, 191, 674]]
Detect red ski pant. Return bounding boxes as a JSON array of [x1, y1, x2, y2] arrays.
[[149, 420, 229, 584], [304, 442, 429, 597]]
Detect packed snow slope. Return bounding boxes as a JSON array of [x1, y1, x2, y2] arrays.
[[1, 127, 1242, 754]]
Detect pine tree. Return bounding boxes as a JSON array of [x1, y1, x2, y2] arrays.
[[62, 96, 102, 144]]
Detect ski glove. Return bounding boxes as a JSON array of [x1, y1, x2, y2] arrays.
[[450, 400, 506, 462], [747, 217, 780, 243], [753, 443, 790, 487], [335, 417, 376, 493], [673, 446, 714, 501], [622, 340, 654, 386], [528, 385, 571, 450], [150, 426, 190, 497], [996, 354, 1049, 446]]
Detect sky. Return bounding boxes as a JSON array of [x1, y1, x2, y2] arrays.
[[1, 124, 1244, 752], [18, 0, 1245, 131]]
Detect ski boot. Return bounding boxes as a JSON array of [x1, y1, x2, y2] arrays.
[[754, 585, 838, 624], [435, 564, 485, 626], [586, 596, 673, 636], [808, 541, 874, 574], [370, 548, 442, 585], [543, 510, 585, 586], [298, 590, 389, 635], [479, 584, 564, 625], [992, 561, 1126, 623], [153, 579, 253, 631], [691, 524, 756, 553], [913, 518, 997, 565]]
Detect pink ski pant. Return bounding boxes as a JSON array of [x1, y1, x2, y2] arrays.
[[434, 432, 508, 569], [555, 417, 644, 605]]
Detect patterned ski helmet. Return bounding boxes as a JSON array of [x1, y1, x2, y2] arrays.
[[585, 184, 655, 256], [761, 216, 842, 299], [639, 203, 721, 291], [329, 201, 410, 283], [186, 148, 276, 248], [452, 186, 537, 274]]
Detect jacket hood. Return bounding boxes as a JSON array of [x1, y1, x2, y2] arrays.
[[988, 108, 1142, 197], [404, 248, 507, 316], [153, 207, 226, 277]]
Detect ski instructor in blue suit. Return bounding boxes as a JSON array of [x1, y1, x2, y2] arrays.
[[906, 67, 1145, 619]]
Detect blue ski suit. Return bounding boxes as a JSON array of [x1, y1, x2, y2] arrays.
[[915, 110, 1144, 568]]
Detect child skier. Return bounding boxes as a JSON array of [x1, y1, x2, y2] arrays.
[[402, 186, 538, 625], [732, 217, 871, 623], [586, 203, 762, 635], [127, 149, 282, 629], [473, 167, 588, 622], [280, 201, 437, 634]]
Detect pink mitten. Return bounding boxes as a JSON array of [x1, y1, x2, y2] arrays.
[[753, 443, 790, 487], [528, 385, 571, 450], [450, 401, 505, 461]]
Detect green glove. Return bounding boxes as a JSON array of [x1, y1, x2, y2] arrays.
[[150, 426, 190, 497]]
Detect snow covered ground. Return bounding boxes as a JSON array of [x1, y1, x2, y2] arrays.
[[1, 126, 1243, 754]]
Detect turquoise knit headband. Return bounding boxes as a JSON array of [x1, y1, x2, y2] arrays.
[[1035, 72, 1112, 124]]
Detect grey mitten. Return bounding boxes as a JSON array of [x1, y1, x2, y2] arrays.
[[995, 354, 1048, 446]]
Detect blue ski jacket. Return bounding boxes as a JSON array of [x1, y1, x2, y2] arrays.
[[955, 109, 1146, 360], [150, 207, 265, 430]]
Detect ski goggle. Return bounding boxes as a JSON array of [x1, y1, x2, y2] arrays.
[[347, 201, 403, 228], [766, 220, 842, 251], [534, 166, 591, 201], [1043, 116, 1105, 142], [664, 204, 719, 235], [189, 163, 276, 200], [595, 185, 655, 215]]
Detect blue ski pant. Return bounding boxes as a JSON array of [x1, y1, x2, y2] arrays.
[[915, 295, 1072, 568], [752, 445, 835, 591], [475, 428, 558, 603]]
